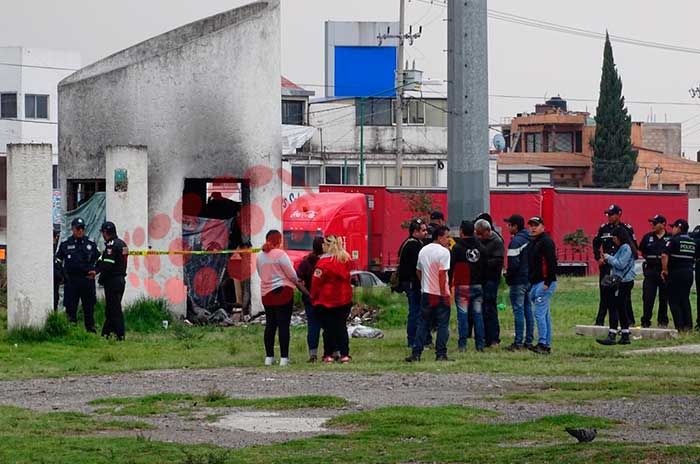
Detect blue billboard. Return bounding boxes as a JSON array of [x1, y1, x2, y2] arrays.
[[334, 46, 397, 97]]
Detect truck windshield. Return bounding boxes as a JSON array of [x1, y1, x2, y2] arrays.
[[284, 230, 316, 251]]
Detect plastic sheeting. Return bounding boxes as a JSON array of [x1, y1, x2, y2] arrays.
[[60, 192, 106, 246], [282, 124, 316, 155], [182, 215, 233, 310]]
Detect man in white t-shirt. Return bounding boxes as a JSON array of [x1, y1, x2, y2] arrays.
[[406, 225, 452, 362]]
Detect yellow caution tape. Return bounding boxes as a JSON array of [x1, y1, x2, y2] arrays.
[[128, 248, 261, 256]]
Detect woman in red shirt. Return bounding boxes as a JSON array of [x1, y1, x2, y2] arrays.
[[311, 235, 353, 363]]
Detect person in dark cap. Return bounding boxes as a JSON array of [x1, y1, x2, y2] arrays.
[[592, 204, 636, 326], [53, 227, 64, 312], [504, 214, 533, 351], [526, 216, 557, 354], [638, 215, 670, 328], [424, 211, 446, 245], [97, 221, 129, 340], [662, 219, 696, 332], [55, 217, 99, 332]]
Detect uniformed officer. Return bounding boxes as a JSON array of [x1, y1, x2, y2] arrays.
[[56, 217, 99, 332], [691, 224, 700, 331], [97, 221, 129, 340], [592, 205, 637, 326], [662, 219, 696, 332], [638, 215, 670, 328]]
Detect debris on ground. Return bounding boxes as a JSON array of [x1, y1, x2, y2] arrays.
[[565, 427, 597, 443], [350, 303, 379, 323]]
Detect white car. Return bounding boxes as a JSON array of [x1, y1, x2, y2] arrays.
[[350, 271, 386, 288]]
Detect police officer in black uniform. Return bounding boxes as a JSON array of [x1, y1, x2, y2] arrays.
[[691, 224, 700, 331], [638, 215, 670, 328], [662, 219, 696, 332], [97, 221, 129, 340], [56, 217, 99, 332], [592, 205, 636, 326]]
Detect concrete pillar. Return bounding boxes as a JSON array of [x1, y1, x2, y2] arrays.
[[7, 144, 54, 329], [447, 0, 489, 227], [105, 145, 148, 305]]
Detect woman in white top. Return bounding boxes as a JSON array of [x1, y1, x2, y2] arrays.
[[256, 230, 309, 366]]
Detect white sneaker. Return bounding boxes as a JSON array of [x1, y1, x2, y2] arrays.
[[265, 357, 275, 366], [279, 357, 289, 366]]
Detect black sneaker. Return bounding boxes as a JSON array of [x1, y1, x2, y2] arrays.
[[523, 343, 534, 350], [659, 324, 668, 329], [618, 332, 631, 345], [405, 355, 420, 363], [529, 343, 551, 355], [506, 343, 524, 352], [476, 347, 485, 353], [436, 355, 455, 362]]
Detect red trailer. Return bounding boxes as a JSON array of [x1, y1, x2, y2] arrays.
[[304, 185, 689, 277]]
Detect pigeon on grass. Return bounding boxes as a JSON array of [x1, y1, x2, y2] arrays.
[[565, 427, 597, 443]]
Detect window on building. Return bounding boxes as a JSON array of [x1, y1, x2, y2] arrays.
[[291, 166, 321, 187], [530, 172, 552, 184], [367, 166, 383, 185], [650, 184, 680, 191], [497, 171, 552, 187], [52, 165, 58, 189], [553, 132, 573, 152], [575, 131, 583, 153], [325, 166, 342, 184], [400, 100, 426, 125], [497, 173, 507, 185], [356, 98, 393, 126], [0, 93, 17, 119], [282, 100, 305, 125], [25, 94, 49, 119], [525, 133, 543, 152], [345, 166, 359, 184], [687, 184, 700, 199]]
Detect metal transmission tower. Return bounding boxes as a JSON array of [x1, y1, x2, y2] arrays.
[[447, 0, 490, 226]]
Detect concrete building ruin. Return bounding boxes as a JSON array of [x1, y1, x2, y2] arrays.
[[58, 1, 281, 316]]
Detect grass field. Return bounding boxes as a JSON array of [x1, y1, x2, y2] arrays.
[[1, 277, 699, 400], [2, 275, 700, 463]]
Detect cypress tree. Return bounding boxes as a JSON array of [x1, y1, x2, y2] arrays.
[[591, 32, 638, 188]]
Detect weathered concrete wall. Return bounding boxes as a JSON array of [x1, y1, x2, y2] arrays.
[[59, 1, 281, 315], [105, 145, 149, 305], [7, 144, 53, 329], [642, 123, 682, 156]]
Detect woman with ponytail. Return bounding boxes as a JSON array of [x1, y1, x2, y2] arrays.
[[311, 235, 354, 363], [256, 229, 309, 366]]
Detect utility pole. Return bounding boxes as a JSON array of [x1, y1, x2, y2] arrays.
[[447, 0, 489, 227], [378, 1, 421, 187], [395, 0, 406, 186]]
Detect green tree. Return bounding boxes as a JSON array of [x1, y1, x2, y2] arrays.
[[591, 32, 638, 188], [400, 192, 434, 229]]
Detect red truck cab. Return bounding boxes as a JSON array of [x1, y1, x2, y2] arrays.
[[282, 193, 369, 270]]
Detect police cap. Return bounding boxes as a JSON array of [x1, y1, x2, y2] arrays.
[[100, 221, 117, 235], [71, 217, 86, 228]]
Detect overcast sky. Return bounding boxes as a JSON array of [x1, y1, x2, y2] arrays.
[[5, 0, 700, 153]]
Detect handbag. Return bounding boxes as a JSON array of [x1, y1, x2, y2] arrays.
[[600, 274, 622, 289]]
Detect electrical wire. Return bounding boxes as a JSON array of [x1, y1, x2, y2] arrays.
[[0, 62, 78, 72]]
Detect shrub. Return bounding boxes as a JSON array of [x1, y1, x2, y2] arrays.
[[123, 298, 172, 333], [44, 311, 71, 338]]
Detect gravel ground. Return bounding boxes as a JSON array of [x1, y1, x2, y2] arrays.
[[1, 367, 699, 448]]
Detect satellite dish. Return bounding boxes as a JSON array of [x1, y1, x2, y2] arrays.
[[493, 133, 506, 152]]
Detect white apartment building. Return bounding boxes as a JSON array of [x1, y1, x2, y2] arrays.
[[0, 47, 81, 248]]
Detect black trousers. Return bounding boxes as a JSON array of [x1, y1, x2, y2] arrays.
[[598, 265, 635, 326], [102, 277, 126, 340], [696, 266, 700, 329], [263, 295, 293, 358], [317, 304, 351, 357], [668, 270, 694, 331], [609, 281, 634, 332], [64, 276, 96, 332], [53, 281, 61, 312], [596, 265, 611, 325], [642, 268, 669, 327]]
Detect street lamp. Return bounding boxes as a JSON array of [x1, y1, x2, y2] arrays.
[[653, 165, 664, 190]]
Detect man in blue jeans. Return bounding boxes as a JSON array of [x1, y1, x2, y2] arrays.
[[526, 216, 558, 354], [397, 220, 429, 348], [450, 221, 488, 351], [504, 214, 534, 351], [406, 226, 452, 362]]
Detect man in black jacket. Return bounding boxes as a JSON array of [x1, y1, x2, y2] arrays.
[[450, 221, 488, 351], [475, 219, 504, 347], [504, 214, 533, 351], [398, 220, 428, 347], [97, 221, 129, 340], [527, 216, 558, 355]]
